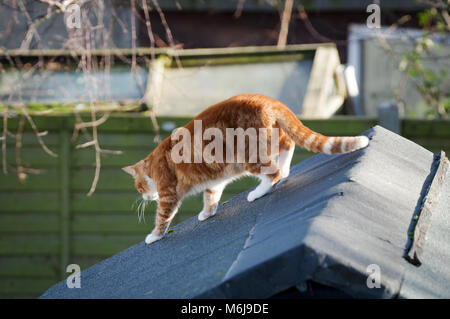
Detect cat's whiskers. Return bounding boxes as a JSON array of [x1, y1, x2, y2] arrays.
[[140, 199, 148, 223], [136, 198, 144, 223], [133, 196, 156, 224], [131, 197, 140, 210], [133, 198, 142, 222]]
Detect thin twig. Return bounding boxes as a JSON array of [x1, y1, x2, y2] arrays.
[[15, 115, 27, 182], [2, 105, 8, 174], [277, 0, 294, 49], [74, 111, 110, 130], [233, 0, 246, 19], [151, 0, 182, 68], [15, 104, 58, 157], [141, 0, 156, 62]]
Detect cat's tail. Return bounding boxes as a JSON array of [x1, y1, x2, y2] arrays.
[[274, 106, 369, 154]]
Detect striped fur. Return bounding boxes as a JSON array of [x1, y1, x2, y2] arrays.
[[273, 104, 369, 155]]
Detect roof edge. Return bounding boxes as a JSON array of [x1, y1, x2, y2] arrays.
[[405, 151, 450, 266]]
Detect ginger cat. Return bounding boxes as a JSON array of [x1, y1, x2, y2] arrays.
[[123, 94, 369, 244]]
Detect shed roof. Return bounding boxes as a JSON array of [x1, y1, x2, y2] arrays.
[[41, 125, 450, 299]]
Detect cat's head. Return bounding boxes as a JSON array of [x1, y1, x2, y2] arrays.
[[122, 160, 159, 201]]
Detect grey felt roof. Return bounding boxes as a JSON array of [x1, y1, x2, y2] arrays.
[[41, 125, 450, 299]]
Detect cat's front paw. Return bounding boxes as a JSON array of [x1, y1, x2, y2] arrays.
[[145, 233, 163, 245]]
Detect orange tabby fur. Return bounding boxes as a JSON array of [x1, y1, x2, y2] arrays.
[[122, 94, 369, 244]]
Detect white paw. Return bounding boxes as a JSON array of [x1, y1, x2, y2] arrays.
[[247, 186, 273, 202], [247, 175, 273, 202], [198, 210, 210, 221], [145, 233, 163, 245], [247, 190, 261, 202], [280, 169, 290, 179]]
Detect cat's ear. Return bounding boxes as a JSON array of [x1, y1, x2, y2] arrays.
[[122, 165, 136, 178]]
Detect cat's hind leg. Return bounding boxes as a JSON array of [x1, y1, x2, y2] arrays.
[[278, 133, 295, 179], [198, 183, 226, 221], [246, 162, 281, 202]]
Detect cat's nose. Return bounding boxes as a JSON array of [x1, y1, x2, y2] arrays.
[[143, 194, 150, 201]]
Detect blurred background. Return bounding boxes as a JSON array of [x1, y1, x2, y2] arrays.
[[0, 0, 449, 298]]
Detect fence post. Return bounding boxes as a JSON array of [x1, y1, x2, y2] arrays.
[[59, 119, 71, 280], [378, 100, 401, 134], [145, 55, 171, 112]]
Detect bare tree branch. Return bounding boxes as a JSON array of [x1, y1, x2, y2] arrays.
[[277, 0, 294, 49]]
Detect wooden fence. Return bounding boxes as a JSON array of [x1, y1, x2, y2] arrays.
[[0, 115, 449, 298]]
